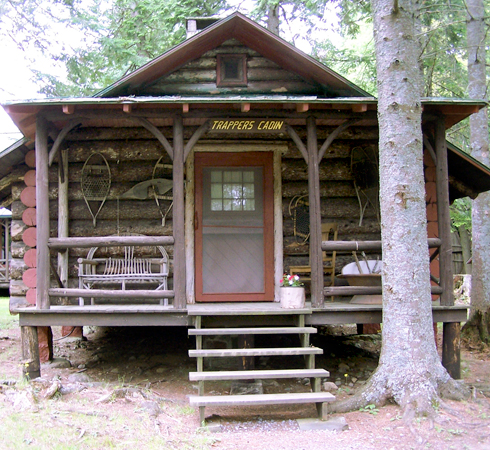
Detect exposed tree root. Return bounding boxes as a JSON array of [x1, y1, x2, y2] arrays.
[[462, 310, 490, 344], [329, 366, 470, 418]]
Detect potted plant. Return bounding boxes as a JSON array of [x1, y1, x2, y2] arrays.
[[280, 274, 305, 309]]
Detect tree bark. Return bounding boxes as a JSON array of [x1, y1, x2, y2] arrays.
[[331, 0, 467, 415], [465, 0, 490, 343]]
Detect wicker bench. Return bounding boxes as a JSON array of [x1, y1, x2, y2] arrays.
[[77, 241, 170, 306]]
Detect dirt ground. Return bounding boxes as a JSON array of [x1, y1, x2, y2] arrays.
[[1, 320, 490, 449]]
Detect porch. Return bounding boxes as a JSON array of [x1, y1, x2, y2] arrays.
[[15, 300, 468, 328]]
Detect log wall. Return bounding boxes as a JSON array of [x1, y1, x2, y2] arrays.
[[143, 39, 324, 96], [10, 124, 381, 308]]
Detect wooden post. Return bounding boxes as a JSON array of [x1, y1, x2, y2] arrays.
[[307, 116, 324, 308], [58, 148, 69, 291], [173, 115, 186, 309], [435, 118, 459, 378], [35, 115, 50, 310], [21, 326, 40, 379]]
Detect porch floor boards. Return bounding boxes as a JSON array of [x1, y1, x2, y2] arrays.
[[14, 301, 468, 327]]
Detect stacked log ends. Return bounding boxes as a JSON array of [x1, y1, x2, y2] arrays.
[[21, 154, 36, 306]]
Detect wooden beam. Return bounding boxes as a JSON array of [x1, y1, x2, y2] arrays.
[[286, 124, 308, 162], [173, 115, 186, 309], [122, 104, 132, 113], [318, 119, 359, 161], [241, 103, 251, 112], [131, 117, 173, 160], [182, 103, 190, 113], [48, 120, 82, 167], [184, 120, 211, 161], [62, 105, 75, 115], [307, 116, 323, 308], [297, 103, 309, 113], [36, 115, 50, 310], [352, 104, 368, 113], [48, 235, 174, 249]]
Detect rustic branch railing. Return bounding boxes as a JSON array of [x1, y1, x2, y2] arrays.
[[321, 238, 441, 252], [48, 236, 175, 307], [0, 259, 7, 283], [322, 238, 442, 298]]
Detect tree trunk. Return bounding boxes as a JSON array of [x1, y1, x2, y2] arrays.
[[331, 0, 467, 415], [465, 0, 490, 343], [267, 3, 280, 35]]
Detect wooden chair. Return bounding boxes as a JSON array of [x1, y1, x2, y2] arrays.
[[290, 222, 338, 292]]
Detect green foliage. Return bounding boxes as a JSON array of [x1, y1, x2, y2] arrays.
[[359, 403, 379, 415], [31, 0, 227, 96], [0, 297, 17, 330], [450, 197, 472, 233]]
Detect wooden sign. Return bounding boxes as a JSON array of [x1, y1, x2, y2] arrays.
[[210, 119, 285, 133]]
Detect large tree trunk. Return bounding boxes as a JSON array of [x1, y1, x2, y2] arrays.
[[464, 0, 490, 343], [331, 0, 467, 415]]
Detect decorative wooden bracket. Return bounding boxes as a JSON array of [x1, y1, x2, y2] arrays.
[[184, 120, 211, 161], [286, 124, 308, 162], [318, 119, 360, 161], [48, 120, 82, 167], [132, 117, 174, 160]]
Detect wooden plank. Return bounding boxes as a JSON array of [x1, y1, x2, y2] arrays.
[[188, 327, 317, 335], [36, 115, 50, 310], [188, 392, 335, 407], [189, 368, 329, 381], [187, 303, 312, 315], [189, 347, 323, 358], [48, 235, 174, 249], [49, 288, 175, 299], [307, 116, 323, 308], [318, 119, 359, 161], [173, 115, 186, 309]]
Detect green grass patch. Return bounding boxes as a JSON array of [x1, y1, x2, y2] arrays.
[[0, 297, 18, 331]]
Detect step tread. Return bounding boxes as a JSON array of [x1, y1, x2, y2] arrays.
[[189, 368, 330, 381], [188, 327, 317, 336], [189, 347, 323, 358], [189, 392, 335, 407]]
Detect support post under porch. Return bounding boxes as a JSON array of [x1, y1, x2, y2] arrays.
[[435, 117, 460, 379], [307, 116, 324, 308]]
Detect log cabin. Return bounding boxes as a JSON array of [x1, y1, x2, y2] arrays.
[[2, 12, 490, 422], [0, 207, 11, 290]]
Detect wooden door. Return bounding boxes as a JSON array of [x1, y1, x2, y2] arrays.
[[195, 152, 274, 302]]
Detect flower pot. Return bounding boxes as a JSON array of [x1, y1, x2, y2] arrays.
[[280, 287, 306, 309]]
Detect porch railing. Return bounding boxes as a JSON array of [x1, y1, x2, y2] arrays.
[[47, 236, 175, 307], [0, 258, 8, 283], [322, 238, 442, 298]]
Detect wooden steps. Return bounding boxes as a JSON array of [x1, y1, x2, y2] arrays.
[[188, 313, 334, 425], [189, 392, 335, 407], [188, 326, 317, 335], [189, 347, 323, 358], [189, 368, 329, 381]]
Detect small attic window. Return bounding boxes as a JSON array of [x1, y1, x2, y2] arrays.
[[217, 54, 247, 87]]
